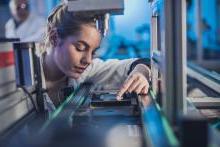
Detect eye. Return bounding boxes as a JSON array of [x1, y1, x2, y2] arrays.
[[73, 42, 87, 51]]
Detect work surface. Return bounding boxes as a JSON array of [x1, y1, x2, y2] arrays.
[[0, 86, 147, 147]]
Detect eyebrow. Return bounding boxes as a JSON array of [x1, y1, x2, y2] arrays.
[[77, 40, 90, 49]]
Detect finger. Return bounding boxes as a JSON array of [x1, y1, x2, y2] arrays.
[[145, 86, 149, 94], [134, 83, 146, 94], [127, 78, 140, 93], [145, 81, 150, 93], [140, 86, 146, 94], [117, 75, 137, 100], [141, 82, 149, 94], [140, 86, 148, 94]]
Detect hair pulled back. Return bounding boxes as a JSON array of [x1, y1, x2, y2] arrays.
[[45, 3, 96, 48]]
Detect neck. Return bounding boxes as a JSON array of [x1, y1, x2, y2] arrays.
[[43, 50, 65, 82]]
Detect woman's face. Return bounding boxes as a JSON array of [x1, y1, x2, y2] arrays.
[[53, 24, 101, 79]]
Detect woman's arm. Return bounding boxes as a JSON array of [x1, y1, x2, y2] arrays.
[[70, 58, 151, 97]]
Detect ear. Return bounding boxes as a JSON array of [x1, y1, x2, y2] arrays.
[[49, 27, 59, 47]]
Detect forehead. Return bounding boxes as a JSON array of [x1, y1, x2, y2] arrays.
[[68, 25, 101, 49], [80, 25, 101, 44]]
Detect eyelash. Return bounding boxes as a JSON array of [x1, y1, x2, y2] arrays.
[[74, 44, 86, 51], [73, 43, 98, 58]]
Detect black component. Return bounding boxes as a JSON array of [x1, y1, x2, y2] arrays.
[[156, 78, 162, 106], [91, 99, 131, 107], [180, 117, 208, 147], [90, 91, 138, 107], [34, 51, 45, 112], [0, 38, 19, 42], [0, 0, 9, 5], [123, 92, 138, 99]]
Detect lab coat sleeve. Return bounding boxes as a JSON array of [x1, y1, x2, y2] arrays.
[[74, 58, 136, 89]]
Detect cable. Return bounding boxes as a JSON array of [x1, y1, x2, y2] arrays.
[[20, 86, 39, 112]]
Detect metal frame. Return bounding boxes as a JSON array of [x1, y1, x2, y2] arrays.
[[195, 0, 203, 63], [149, 0, 187, 124], [150, 15, 160, 95], [187, 63, 220, 94]]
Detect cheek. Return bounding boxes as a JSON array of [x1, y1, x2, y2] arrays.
[[57, 46, 82, 68], [58, 49, 83, 79], [68, 47, 82, 64], [54, 47, 71, 71]]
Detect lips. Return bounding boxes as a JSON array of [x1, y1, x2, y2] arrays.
[[74, 66, 86, 73]]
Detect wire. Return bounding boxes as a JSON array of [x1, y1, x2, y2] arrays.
[[20, 86, 39, 112]]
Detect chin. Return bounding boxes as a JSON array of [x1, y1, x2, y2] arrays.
[[67, 72, 82, 79]]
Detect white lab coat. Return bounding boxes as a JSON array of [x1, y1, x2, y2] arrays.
[[5, 13, 46, 42]]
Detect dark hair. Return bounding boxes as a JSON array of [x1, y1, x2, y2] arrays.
[[45, 3, 96, 48]]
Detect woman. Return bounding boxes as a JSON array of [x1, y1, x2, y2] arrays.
[[42, 3, 151, 111]]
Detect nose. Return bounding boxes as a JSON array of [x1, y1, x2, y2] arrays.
[[81, 52, 92, 65]]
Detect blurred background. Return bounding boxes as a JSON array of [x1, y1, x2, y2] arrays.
[[0, 0, 151, 59], [186, 0, 220, 74], [0, 0, 219, 73]]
